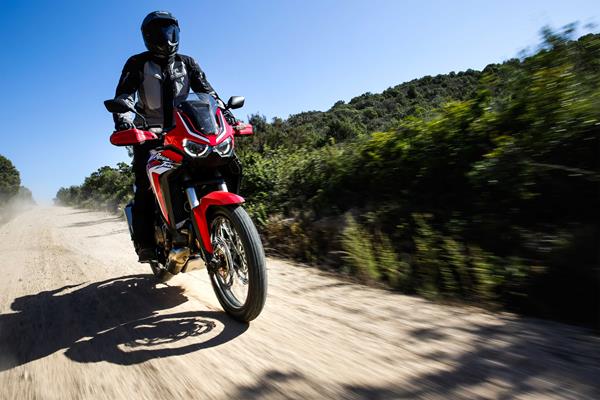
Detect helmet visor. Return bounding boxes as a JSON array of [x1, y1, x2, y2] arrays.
[[146, 21, 179, 54]]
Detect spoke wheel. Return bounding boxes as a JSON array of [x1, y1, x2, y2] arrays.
[[208, 205, 267, 322]]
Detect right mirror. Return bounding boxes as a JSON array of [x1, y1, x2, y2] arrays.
[[104, 99, 135, 114], [227, 96, 245, 109]]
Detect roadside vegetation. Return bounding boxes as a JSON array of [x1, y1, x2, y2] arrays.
[[0, 154, 35, 222], [55, 163, 133, 211], [56, 26, 599, 327]]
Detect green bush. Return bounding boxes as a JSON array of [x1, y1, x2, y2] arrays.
[[340, 215, 380, 281]]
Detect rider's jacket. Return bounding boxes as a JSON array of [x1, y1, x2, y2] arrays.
[[114, 51, 218, 128]]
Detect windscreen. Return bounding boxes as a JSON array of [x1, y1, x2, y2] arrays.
[[177, 93, 219, 135]]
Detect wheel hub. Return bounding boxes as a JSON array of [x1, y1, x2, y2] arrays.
[[213, 237, 234, 287]]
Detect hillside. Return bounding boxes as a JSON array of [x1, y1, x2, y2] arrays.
[[246, 68, 482, 150]]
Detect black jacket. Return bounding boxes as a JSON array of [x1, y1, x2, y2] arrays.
[[114, 51, 219, 128]]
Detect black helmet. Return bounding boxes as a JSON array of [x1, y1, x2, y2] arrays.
[[141, 11, 180, 58]]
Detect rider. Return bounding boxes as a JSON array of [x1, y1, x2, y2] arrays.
[[113, 11, 232, 262]]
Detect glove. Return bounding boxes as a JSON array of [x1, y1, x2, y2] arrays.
[[115, 120, 135, 131]]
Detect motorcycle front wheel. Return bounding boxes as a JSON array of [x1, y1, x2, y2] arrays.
[[208, 205, 267, 322]]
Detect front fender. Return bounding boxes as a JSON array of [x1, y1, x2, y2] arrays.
[[191, 191, 245, 254]]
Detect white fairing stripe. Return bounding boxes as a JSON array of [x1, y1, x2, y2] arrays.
[[215, 112, 228, 142]]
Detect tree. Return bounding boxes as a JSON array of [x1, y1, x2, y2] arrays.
[[0, 154, 21, 205]]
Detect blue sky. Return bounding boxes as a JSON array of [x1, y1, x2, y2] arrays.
[[0, 0, 597, 202]]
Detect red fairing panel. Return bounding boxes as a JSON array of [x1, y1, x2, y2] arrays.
[[110, 129, 158, 146], [146, 152, 179, 225], [162, 149, 184, 163], [192, 191, 245, 253], [149, 170, 170, 224]]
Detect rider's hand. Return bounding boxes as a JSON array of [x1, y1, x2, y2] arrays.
[[233, 122, 247, 131], [223, 109, 237, 125], [115, 121, 135, 131]]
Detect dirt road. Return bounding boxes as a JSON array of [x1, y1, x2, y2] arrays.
[[0, 207, 598, 399]]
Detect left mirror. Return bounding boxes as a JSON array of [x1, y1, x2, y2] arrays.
[[104, 99, 134, 114], [227, 96, 245, 110]]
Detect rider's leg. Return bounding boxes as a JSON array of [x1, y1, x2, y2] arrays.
[[132, 144, 157, 261]]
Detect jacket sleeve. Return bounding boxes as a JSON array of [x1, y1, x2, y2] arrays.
[[185, 56, 219, 100], [113, 56, 143, 126]]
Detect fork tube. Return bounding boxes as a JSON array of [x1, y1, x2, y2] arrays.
[[186, 186, 211, 263], [214, 171, 228, 192], [185, 187, 200, 208]]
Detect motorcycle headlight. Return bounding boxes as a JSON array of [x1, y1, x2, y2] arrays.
[[183, 139, 209, 157], [214, 137, 233, 157]]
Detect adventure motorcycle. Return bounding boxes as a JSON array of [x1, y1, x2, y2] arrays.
[[104, 93, 267, 322]]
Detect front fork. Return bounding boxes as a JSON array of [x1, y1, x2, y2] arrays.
[[185, 187, 208, 264], [184, 179, 229, 209], [184, 183, 245, 260]]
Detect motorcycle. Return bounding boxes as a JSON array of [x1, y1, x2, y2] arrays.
[[104, 93, 267, 322]]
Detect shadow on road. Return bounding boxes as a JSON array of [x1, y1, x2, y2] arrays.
[[223, 320, 600, 399], [86, 228, 129, 238], [64, 216, 123, 228], [0, 275, 247, 370], [62, 209, 96, 215]]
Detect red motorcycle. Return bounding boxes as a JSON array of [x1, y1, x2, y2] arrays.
[[104, 93, 266, 322]]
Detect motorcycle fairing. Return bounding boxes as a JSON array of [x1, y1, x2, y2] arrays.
[[147, 153, 179, 225], [144, 105, 237, 229], [191, 191, 245, 253], [111, 93, 253, 253], [164, 109, 235, 149]]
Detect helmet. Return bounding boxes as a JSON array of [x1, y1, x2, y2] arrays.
[[141, 11, 180, 58]]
